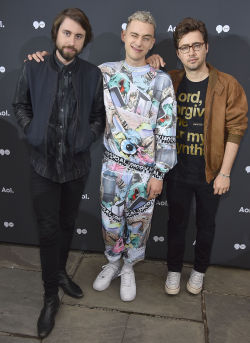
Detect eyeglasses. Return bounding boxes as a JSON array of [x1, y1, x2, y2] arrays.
[[178, 42, 205, 54]]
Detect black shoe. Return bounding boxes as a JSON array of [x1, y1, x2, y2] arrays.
[[37, 294, 60, 338], [58, 270, 84, 298]]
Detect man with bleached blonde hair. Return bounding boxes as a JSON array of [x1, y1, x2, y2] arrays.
[[93, 10, 177, 302]]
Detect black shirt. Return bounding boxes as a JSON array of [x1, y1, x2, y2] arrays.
[[168, 75, 208, 183]]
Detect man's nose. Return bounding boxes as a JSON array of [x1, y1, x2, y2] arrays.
[[189, 46, 197, 55], [135, 37, 143, 46], [67, 35, 75, 45]]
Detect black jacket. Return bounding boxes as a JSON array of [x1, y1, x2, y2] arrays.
[[13, 54, 106, 178]]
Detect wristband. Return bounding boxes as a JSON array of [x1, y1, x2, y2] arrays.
[[219, 172, 230, 178]]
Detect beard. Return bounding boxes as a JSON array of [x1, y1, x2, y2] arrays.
[[57, 45, 79, 62]]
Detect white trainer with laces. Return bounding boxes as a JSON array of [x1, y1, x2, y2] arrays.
[[165, 272, 181, 295], [119, 264, 136, 302], [93, 263, 120, 291], [186, 269, 205, 294]]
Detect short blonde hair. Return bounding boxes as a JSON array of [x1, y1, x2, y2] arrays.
[[127, 11, 156, 31]]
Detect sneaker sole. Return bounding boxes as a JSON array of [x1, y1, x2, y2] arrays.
[[120, 292, 136, 302], [186, 281, 202, 295], [165, 284, 180, 295]]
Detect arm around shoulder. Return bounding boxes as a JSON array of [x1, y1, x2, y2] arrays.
[[89, 72, 106, 141]]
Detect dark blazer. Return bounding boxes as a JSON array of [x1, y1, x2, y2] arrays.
[[13, 54, 106, 155]]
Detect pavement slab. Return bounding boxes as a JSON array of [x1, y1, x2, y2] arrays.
[[0, 333, 38, 343], [205, 292, 250, 343], [63, 254, 203, 322], [123, 314, 205, 343], [0, 244, 83, 275], [43, 304, 129, 343], [205, 266, 250, 296], [0, 267, 43, 336]]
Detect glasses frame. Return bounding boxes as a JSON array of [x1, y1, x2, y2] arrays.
[[178, 42, 205, 54]]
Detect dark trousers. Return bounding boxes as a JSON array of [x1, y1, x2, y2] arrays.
[[166, 178, 220, 273], [31, 169, 87, 296]]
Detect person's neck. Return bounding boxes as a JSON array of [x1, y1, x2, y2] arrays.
[[125, 57, 147, 68], [56, 50, 74, 66], [185, 64, 209, 82]]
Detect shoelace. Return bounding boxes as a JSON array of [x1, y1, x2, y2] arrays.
[[119, 270, 134, 287], [99, 264, 118, 278], [167, 272, 180, 286], [191, 272, 204, 285]]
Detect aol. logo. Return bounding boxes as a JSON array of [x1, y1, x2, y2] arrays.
[[4, 222, 14, 228], [239, 207, 250, 213], [0, 66, 6, 73], [0, 110, 10, 117], [76, 228, 88, 235], [216, 25, 230, 34], [0, 20, 5, 28], [0, 149, 10, 156], [153, 236, 165, 242], [2, 187, 14, 194], [245, 166, 250, 174], [33, 21, 45, 29], [156, 200, 168, 207], [234, 243, 246, 250], [167, 25, 176, 32], [82, 193, 90, 200]]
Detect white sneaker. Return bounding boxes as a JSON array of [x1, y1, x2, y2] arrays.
[[186, 269, 205, 294], [165, 272, 181, 295], [119, 265, 136, 302], [93, 263, 120, 291]]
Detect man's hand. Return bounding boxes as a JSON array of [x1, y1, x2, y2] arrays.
[[27, 50, 49, 62], [147, 177, 163, 200], [213, 174, 230, 195], [146, 54, 166, 69]]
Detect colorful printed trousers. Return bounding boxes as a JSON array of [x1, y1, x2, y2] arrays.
[[101, 151, 155, 264]]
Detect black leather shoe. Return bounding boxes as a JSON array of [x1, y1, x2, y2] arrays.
[[58, 271, 84, 298], [37, 294, 60, 338]]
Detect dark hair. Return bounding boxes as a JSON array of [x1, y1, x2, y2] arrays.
[[173, 17, 208, 50], [51, 8, 92, 47]]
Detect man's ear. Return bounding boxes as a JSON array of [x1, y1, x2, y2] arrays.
[[206, 43, 209, 53], [121, 30, 126, 42]]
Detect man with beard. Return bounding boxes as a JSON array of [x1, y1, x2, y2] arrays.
[[13, 8, 105, 338]]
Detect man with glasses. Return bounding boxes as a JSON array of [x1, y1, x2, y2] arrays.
[[147, 17, 248, 295]]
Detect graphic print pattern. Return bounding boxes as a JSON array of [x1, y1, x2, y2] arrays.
[[99, 61, 177, 262]]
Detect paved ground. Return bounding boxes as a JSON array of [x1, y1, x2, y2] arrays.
[[0, 244, 250, 343]]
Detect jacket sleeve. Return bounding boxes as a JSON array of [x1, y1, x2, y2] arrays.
[[152, 79, 177, 180], [12, 63, 33, 133], [89, 73, 106, 141], [225, 78, 248, 144]]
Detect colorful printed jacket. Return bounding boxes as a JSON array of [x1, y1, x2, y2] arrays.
[[99, 61, 177, 180]]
